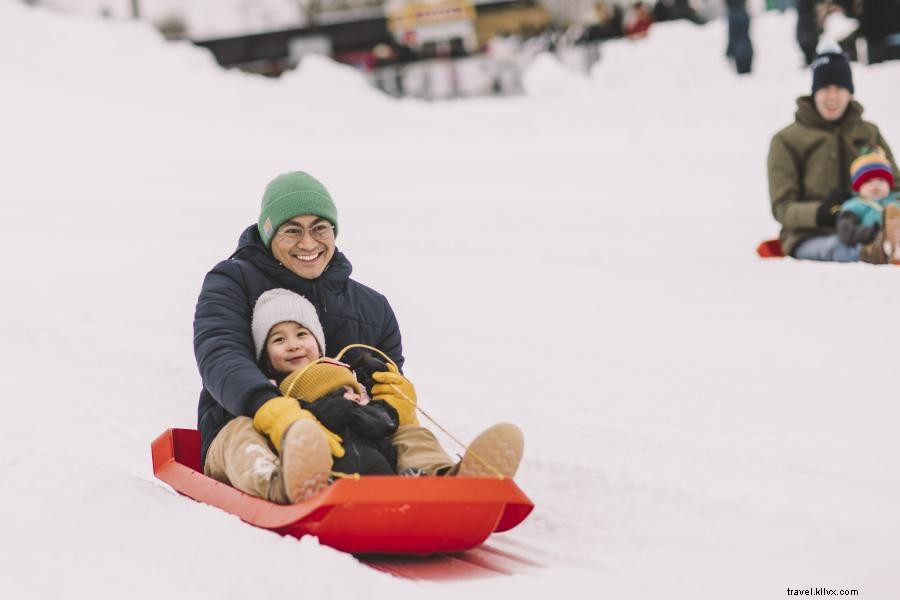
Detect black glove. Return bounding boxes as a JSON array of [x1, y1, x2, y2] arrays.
[[816, 190, 847, 228], [301, 392, 352, 432], [350, 402, 399, 438], [836, 211, 880, 245], [348, 351, 388, 396]]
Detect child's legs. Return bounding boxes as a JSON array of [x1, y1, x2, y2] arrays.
[[392, 425, 455, 475], [204, 416, 290, 504], [792, 234, 860, 262]]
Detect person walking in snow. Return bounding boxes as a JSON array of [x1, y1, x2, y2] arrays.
[[832, 0, 900, 64], [795, 0, 823, 65], [835, 148, 900, 264], [725, 0, 753, 75], [194, 171, 524, 503], [766, 43, 900, 262]]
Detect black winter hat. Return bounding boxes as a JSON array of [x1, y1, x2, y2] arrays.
[[811, 50, 854, 95]]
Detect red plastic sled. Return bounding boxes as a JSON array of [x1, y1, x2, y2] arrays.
[[151, 428, 534, 555], [756, 238, 784, 258]]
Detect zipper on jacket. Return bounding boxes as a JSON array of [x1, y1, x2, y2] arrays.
[[837, 128, 851, 192], [312, 281, 328, 314]]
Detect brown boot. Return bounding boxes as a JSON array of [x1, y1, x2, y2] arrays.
[[884, 204, 900, 265], [859, 231, 889, 264], [457, 423, 524, 478], [281, 420, 333, 503]]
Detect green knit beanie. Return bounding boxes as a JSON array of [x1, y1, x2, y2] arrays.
[[258, 172, 338, 248]]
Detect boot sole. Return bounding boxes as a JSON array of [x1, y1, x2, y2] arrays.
[[281, 420, 333, 503], [886, 205, 900, 265], [457, 423, 524, 478]]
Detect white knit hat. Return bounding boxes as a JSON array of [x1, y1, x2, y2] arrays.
[[251, 289, 326, 359]]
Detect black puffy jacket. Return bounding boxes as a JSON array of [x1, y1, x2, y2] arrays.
[[302, 392, 399, 475], [194, 225, 404, 465]]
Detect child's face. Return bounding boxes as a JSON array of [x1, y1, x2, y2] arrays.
[[265, 321, 321, 376], [858, 177, 890, 200]]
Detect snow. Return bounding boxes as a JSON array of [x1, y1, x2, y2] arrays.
[[2, 1, 900, 598], [36, 0, 308, 38]]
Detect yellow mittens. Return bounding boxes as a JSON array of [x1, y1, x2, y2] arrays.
[[371, 363, 419, 426], [312, 422, 345, 458], [253, 396, 345, 457]]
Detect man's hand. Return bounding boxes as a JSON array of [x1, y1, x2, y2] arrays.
[[371, 363, 419, 426], [253, 396, 345, 457], [816, 190, 848, 227]]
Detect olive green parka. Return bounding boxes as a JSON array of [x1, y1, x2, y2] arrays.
[[767, 96, 899, 256]]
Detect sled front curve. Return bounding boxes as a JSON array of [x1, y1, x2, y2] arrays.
[[151, 428, 534, 555], [756, 238, 784, 258]]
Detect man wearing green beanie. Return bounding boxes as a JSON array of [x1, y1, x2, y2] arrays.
[[193, 171, 524, 503]]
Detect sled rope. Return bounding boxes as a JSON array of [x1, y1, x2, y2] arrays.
[[335, 344, 507, 479]]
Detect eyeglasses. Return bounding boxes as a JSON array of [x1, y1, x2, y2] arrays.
[[275, 222, 334, 244]]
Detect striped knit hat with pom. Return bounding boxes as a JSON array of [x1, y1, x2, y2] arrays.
[[851, 149, 894, 192]]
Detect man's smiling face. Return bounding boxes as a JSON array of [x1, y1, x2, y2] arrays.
[[270, 214, 336, 279]]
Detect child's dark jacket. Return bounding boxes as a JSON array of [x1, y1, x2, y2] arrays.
[[303, 392, 398, 475]]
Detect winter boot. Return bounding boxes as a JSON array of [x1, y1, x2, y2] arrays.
[[884, 204, 900, 265], [456, 423, 524, 478], [281, 420, 333, 503], [859, 231, 889, 264]]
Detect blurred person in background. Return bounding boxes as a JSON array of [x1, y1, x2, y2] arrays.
[[767, 44, 899, 262], [584, 1, 625, 40], [725, 0, 753, 74], [651, 0, 705, 24], [831, 0, 900, 63], [767, 0, 795, 11], [796, 0, 823, 65], [487, 31, 524, 94], [624, 1, 654, 38], [858, 0, 900, 63]]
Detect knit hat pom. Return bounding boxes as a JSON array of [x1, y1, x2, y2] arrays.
[[850, 149, 894, 192], [251, 289, 326, 360], [279, 359, 363, 401]]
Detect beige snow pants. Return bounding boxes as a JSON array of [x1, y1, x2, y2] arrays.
[[392, 424, 456, 475], [203, 417, 291, 504]]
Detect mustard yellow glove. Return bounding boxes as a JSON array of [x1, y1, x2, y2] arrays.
[[371, 363, 419, 426], [315, 423, 346, 459], [253, 396, 345, 457]]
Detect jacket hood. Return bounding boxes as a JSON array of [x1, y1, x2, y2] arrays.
[[795, 96, 864, 129], [230, 224, 352, 291]]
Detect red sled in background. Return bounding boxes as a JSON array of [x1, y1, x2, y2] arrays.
[[756, 239, 784, 258], [151, 428, 534, 555]]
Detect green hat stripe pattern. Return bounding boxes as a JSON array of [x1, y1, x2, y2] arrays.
[[258, 172, 339, 248]]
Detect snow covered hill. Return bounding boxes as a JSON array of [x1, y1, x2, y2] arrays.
[[1, 2, 899, 598]]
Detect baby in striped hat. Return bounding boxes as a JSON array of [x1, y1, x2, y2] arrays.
[[837, 147, 900, 263]]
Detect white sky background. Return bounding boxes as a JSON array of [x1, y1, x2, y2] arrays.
[[1, 2, 900, 598]]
